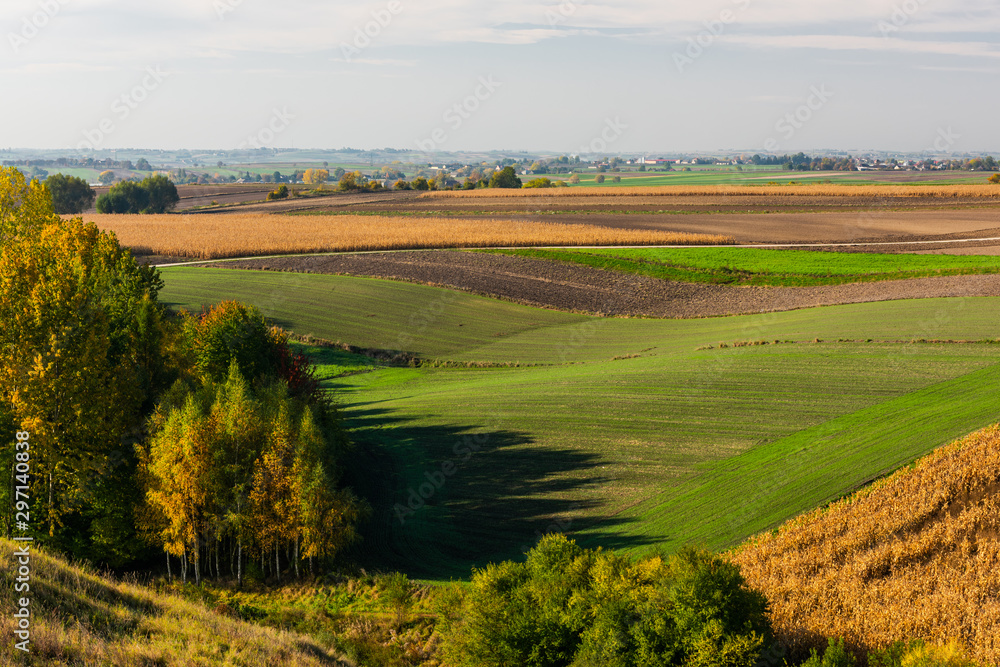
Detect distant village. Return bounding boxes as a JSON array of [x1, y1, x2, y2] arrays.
[[2, 148, 997, 188]]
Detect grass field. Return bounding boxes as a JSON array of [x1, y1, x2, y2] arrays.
[[160, 267, 1000, 580], [84, 214, 730, 259], [487, 248, 1000, 287]]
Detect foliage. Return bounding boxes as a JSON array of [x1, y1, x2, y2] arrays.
[[304, 169, 330, 185], [268, 184, 290, 200], [96, 176, 178, 214], [489, 166, 522, 189], [0, 166, 57, 243], [594, 175, 606, 184], [46, 173, 96, 214], [337, 171, 363, 192], [523, 178, 554, 189], [989, 173, 1000, 184], [393, 179, 412, 190], [412, 177, 430, 191], [799, 639, 856, 667], [141, 174, 181, 213], [98, 169, 116, 185], [444, 535, 771, 667], [0, 179, 165, 563], [141, 362, 364, 584]]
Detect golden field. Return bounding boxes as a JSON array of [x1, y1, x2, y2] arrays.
[[420, 184, 1000, 199], [731, 424, 1000, 665], [79, 213, 733, 260]]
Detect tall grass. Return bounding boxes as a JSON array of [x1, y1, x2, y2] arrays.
[[421, 184, 1000, 198], [80, 213, 733, 260], [730, 424, 1000, 665], [0, 539, 347, 666]]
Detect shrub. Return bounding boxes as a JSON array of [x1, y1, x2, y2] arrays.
[[523, 178, 554, 189], [989, 174, 1000, 184], [444, 536, 771, 667], [393, 179, 411, 190], [612, 176, 622, 183], [595, 175, 606, 184], [267, 184, 289, 200], [412, 177, 430, 191], [800, 638, 856, 667], [569, 174, 581, 184]]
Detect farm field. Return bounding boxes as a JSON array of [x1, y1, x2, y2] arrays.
[[159, 267, 1000, 579], [488, 247, 1000, 286], [86, 213, 728, 260], [733, 424, 1000, 665]]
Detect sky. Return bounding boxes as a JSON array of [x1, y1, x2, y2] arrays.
[[0, 0, 997, 154]]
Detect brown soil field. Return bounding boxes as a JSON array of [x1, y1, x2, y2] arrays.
[[199, 251, 1000, 319], [83, 213, 729, 259], [421, 184, 1000, 199]]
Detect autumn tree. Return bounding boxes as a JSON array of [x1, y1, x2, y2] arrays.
[[98, 170, 116, 185], [303, 169, 330, 185], [0, 167, 165, 562]]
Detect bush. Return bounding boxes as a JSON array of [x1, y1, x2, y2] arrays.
[[393, 179, 411, 191], [800, 638, 856, 667], [267, 184, 290, 200], [444, 536, 771, 667], [523, 178, 554, 189], [989, 174, 1000, 184], [412, 177, 430, 191], [595, 175, 605, 184]]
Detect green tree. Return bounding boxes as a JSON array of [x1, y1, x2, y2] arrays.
[[595, 174, 606, 184], [412, 177, 430, 191], [96, 181, 148, 214], [98, 170, 116, 185], [489, 166, 523, 189], [140, 174, 180, 213], [46, 174, 97, 214]]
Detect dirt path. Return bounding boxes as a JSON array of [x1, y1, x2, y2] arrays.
[[198, 251, 1000, 319]]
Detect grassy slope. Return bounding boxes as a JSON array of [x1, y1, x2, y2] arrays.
[[486, 248, 1000, 287], [0, 540, 346, 666], [160, 268, 1000, 579]]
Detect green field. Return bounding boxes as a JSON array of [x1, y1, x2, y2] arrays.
[[160, 267, 1000, 579], [489, 248, 1000, 287]]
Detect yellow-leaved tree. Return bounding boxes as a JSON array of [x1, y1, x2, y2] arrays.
[[0, 166, 165, 563]]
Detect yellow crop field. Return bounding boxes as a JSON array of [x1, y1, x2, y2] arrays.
[[731, 424, 1000, 665], [420, 184, 1000, 199], [79, 213, 732, 260]]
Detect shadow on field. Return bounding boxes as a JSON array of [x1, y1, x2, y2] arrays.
[[339, 401, 650, 579]]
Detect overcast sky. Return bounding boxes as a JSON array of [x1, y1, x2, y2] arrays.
[[1, 0, 997, 154]]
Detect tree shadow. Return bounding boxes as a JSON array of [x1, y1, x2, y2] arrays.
[[339, 399, 656, 580]]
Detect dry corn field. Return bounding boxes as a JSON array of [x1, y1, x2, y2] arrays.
[[421, 184, 1000, 199], [730, 424, 1000, 665], [80, 213, 733, 259]]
